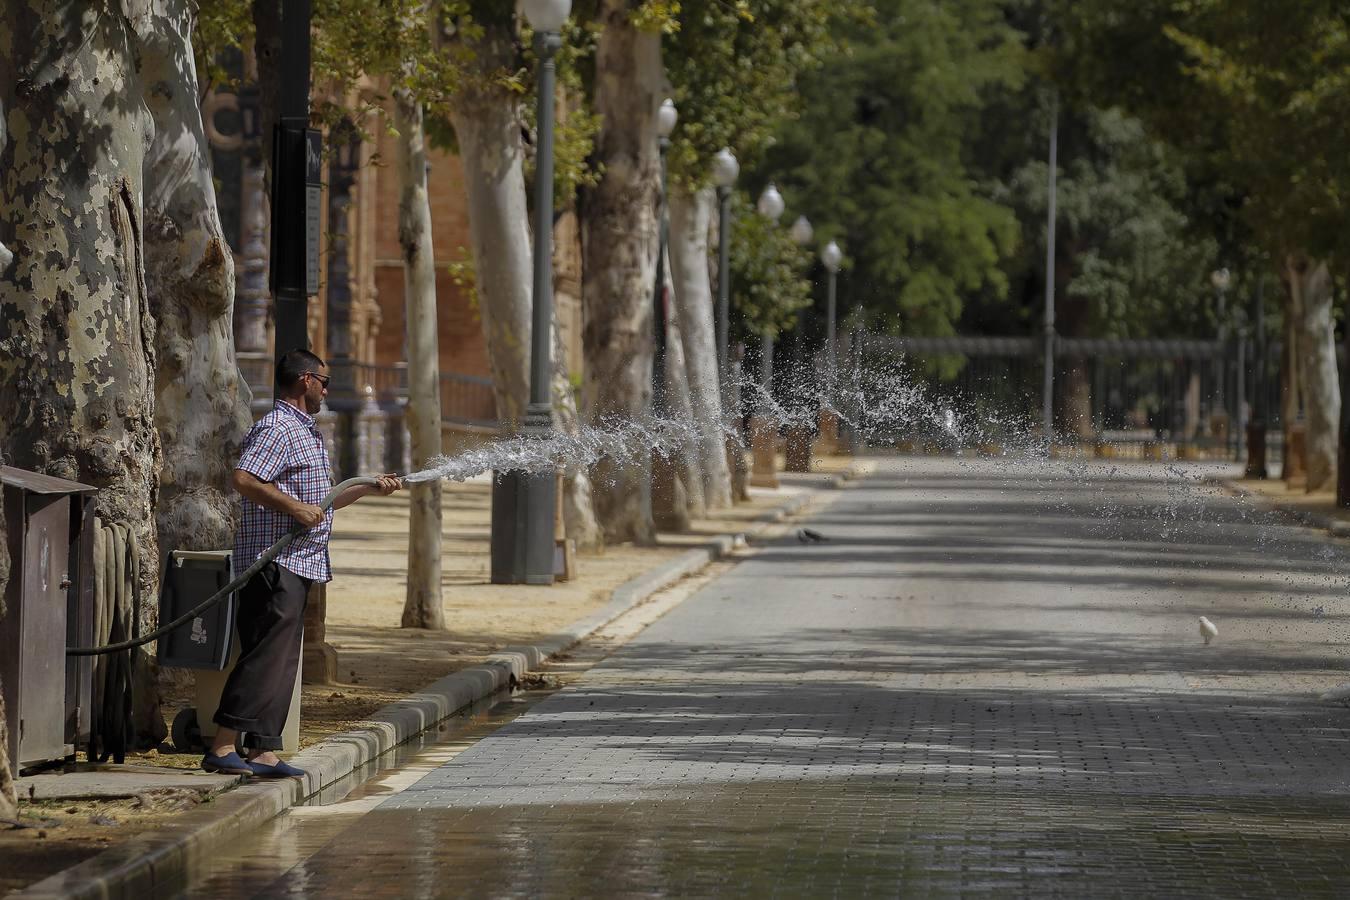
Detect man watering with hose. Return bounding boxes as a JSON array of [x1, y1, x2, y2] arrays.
[[203, 349, 401, 778]]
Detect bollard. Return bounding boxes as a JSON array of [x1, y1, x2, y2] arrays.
[[815, 408, 840, 456], [749, 416, 780, 488], [785, 424, 813, 472]]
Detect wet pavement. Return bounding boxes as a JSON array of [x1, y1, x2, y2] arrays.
[[175, 457, 1350, 897]]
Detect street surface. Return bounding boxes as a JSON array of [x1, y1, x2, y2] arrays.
[[178, 456, 1350, 897]]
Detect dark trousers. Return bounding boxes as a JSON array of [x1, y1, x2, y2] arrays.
[[214, 562, 311, 750]]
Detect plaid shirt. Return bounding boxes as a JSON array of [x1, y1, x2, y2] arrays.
[[234, 401, 334, 583]]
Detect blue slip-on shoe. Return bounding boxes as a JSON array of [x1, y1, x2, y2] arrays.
[[248, 758, 307, 779], [202, 751, 253, 775]]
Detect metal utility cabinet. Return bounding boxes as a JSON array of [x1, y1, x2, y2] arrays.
[[1, 466, 96, 775]]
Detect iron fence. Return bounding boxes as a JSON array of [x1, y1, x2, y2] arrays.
[[851, 333, 1283, 461]]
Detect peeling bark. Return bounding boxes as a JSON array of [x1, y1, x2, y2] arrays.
[[447, 26, 530, 428], [553, 319, 604, 550], [395, 86, 445, 629], [0, 0, 162, 743], [1286, 254, 1339, 491], [0, 450, 12, 816], [135, 0, 252, 561], [668, 186, 731, 508], [448, 14, 601, 551], [582, 1, 662, 544], [662, 248, 705, 519]]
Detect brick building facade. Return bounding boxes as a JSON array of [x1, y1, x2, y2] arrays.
[[203, 81, 584, 476]]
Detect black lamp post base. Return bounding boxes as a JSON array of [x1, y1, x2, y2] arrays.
[[490, 470, 557, 585]]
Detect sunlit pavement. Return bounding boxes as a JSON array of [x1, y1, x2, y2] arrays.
[[182, 456, 1350, 897]]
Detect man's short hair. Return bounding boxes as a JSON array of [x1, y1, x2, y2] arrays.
[[275, 348, 326, 389]]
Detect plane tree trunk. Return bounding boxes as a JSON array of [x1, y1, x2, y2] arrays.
[[447, 10, 602, 550], [1286, 253, 1338, 491], [395, 86, 445, 629], [0, 0, 164, 745], [137, 0, 252, 567], [581, 0, 662, 544], [663, 261, 706, 520], [669, 186, 731, 508], [0, 453, 12, 817]]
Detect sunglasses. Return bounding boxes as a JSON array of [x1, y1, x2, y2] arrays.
[[304, 371, 331, 388]]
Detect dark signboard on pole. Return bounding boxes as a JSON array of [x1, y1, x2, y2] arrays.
[[305, 129, 322, 296]]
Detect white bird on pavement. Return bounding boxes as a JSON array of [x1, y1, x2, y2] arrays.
[[1198, 616, 1218, 646]]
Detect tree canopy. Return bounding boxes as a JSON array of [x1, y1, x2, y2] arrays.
[[758, 0, 1024, 337]]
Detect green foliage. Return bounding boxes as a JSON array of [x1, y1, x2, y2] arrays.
[[663, 0, 855, 191], [630, 0, 681, 34], [760, 0, 1023, 336], [310, 0, 465, 134], [991, 106, 1219, 338], [1054, 0, 1350, 265], [728, 195, 813, 339], [193, 1, 252, 91], [191, 0, 466, 144], [445, 246, 478, 313]]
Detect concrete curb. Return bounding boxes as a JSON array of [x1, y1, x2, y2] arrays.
[[16, 464, 862, 900], [1211, 476, 1350, 539]]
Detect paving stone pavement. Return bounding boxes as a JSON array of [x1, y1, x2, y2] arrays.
[[180, 457, 1350, 898]]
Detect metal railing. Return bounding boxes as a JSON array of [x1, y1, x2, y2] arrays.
[[846, 332, 1282, 460]]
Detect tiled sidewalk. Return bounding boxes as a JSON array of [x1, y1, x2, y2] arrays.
[[181, 456, 1350, 897]]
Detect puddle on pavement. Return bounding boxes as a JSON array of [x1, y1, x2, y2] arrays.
[[163, 687, 555, 900], [169, 768, 1350, 898]]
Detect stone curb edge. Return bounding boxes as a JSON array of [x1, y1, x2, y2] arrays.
[[15, 466, 860, 900], [1209, 476, 1350, 539]]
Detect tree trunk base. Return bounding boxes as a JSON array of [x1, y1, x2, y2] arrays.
[[750, 418, 780, 489], [651, 451, 689, 532], [785, 425, 813, 472], [815, 409, 840, 456], [727, 437, 750, 503], [1285, 423, 1307, 486]]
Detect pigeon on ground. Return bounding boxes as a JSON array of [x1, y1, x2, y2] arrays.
[[1198, 615, 1218, 646], [797, 528, 827, 543]]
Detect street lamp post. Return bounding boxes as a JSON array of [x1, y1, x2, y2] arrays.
[[750, 183, 785, 489], [755, 184, 785, 386], [711, 148, 739, 385], [1210, 267, 1232, 456], [270, 0, 320, 376], [1246, 275, 1268, 479], [710, 148, 741, 501], [1042, 93, 1058, 444], [651, 98, 681, 529], [820, 241, 843, 391], [651, 98, 678, 415], [783, 216, 814, 473], [818, 240, 843, 454], [492, 0, 570, 585]]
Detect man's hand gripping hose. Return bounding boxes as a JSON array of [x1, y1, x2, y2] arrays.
[[67, 476, 386, 656]]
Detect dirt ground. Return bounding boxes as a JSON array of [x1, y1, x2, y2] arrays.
[[1232, 474, 1350, 525], [1, 789, 214, 895], [3, 456, 855, 894]]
